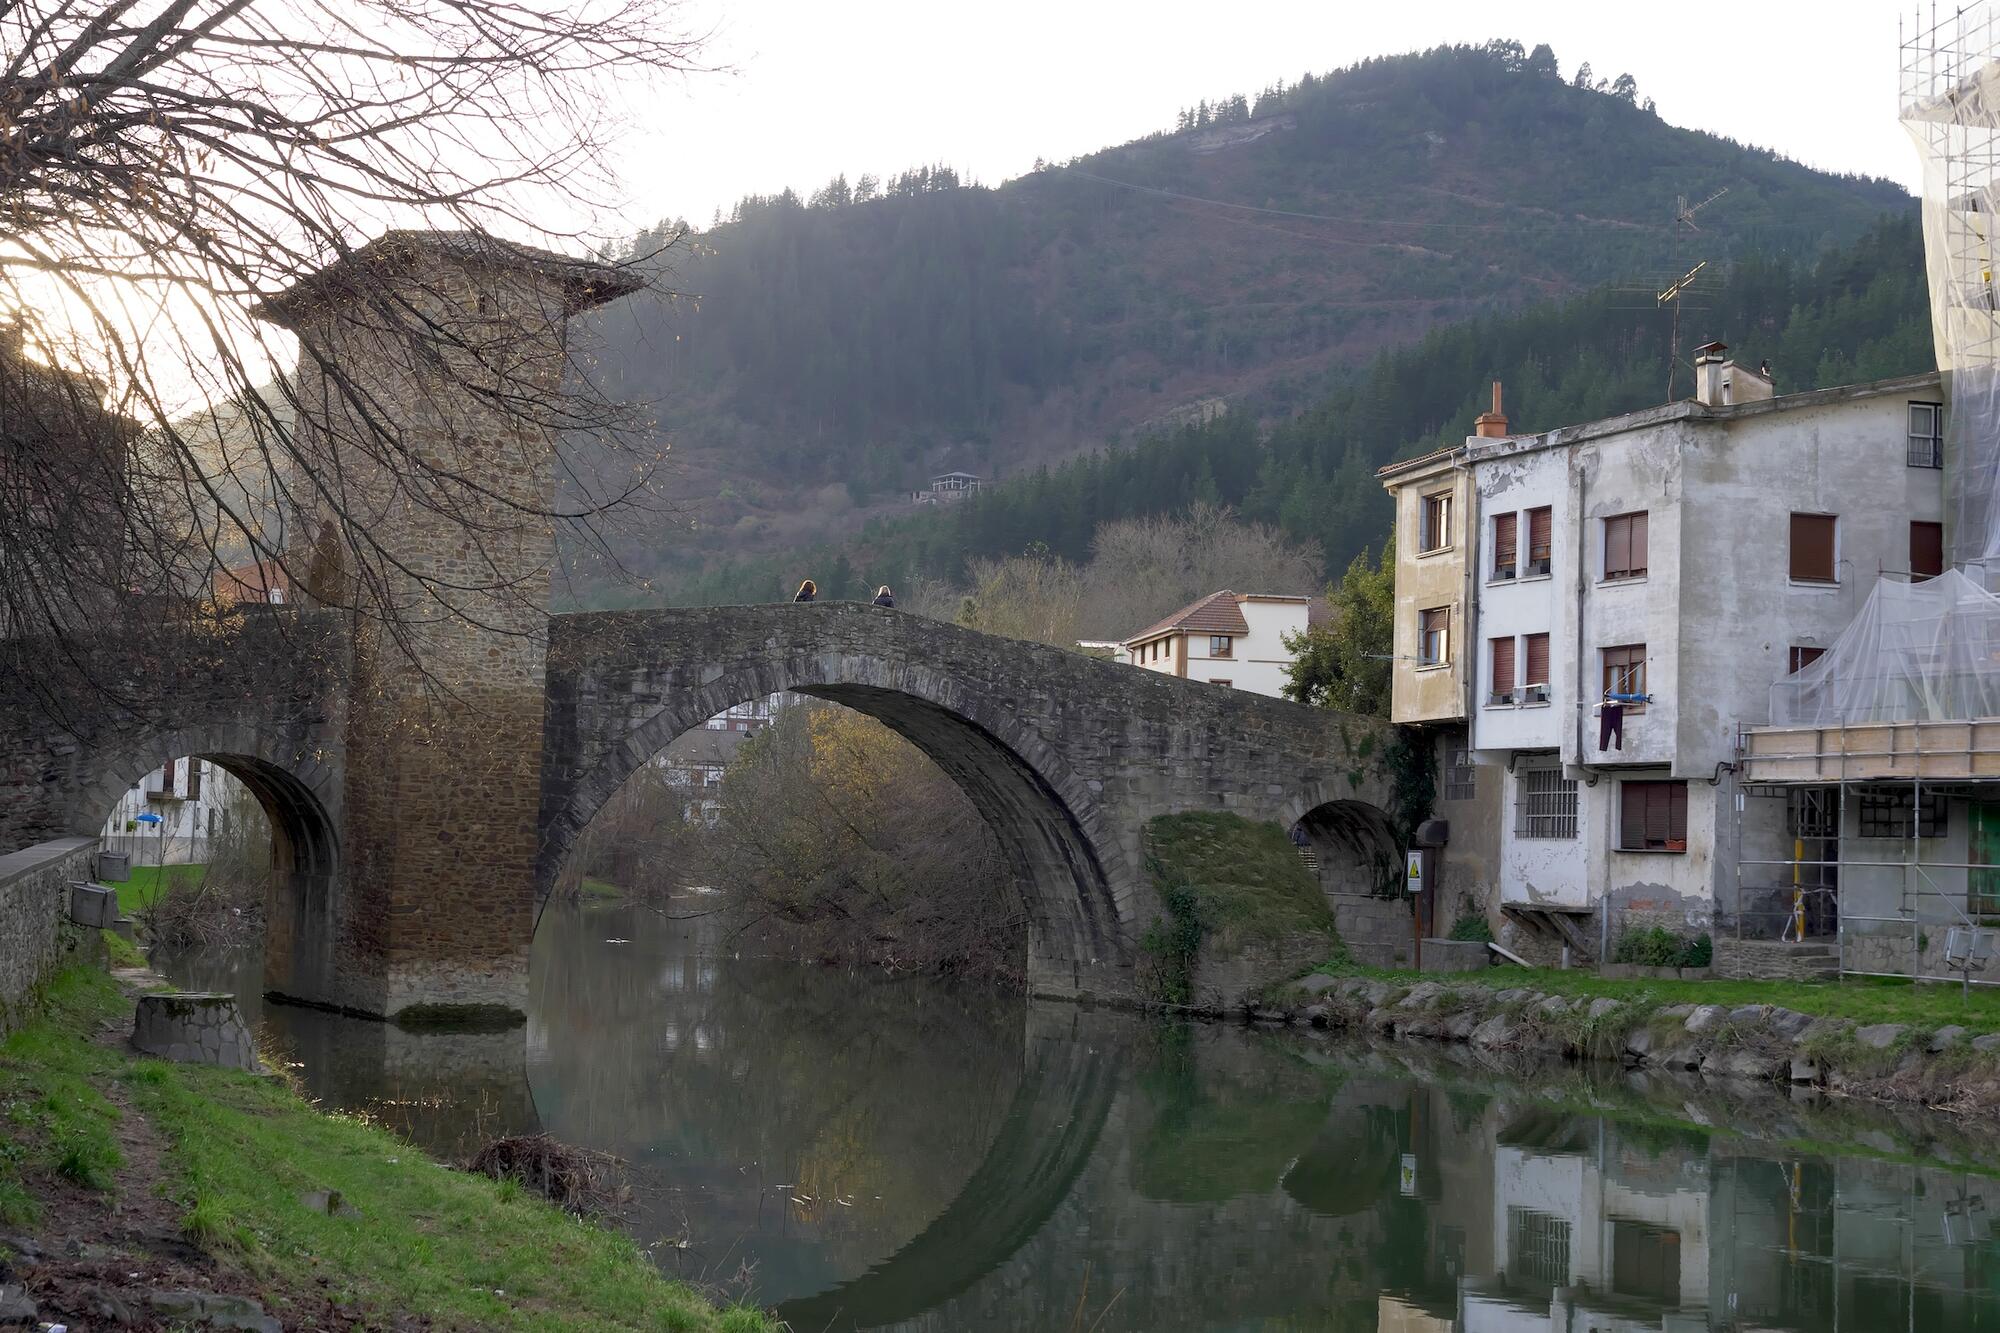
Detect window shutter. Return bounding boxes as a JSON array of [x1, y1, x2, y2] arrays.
[[1669, 784, 1687, 842], [1790, 513, 1836, 582], [1492, 637, 1516, 696], [1529, 507, 1552, 561], [1605, 517, 1629, 579], [1495, 513, 1517, 568], [187, 761, 202, 802], [1632, 512, 1648, 572], [1912, 521, 1944, 580], [1644, 786, 1670, 846], [1525, 633, 1550, 685], [1620, 784, 1645, 849]]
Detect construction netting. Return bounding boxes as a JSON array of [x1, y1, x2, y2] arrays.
[[1905, 5, 2000, 575], [1769, 570, 2000, 726]]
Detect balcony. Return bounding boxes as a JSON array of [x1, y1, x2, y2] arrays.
[[1739, 718, 2000, 783]]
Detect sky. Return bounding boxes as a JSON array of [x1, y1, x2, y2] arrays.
[[615, 0, 1924, 233]]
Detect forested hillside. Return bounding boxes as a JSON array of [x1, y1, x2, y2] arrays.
[[605, 213, 1932, 610], [588, 39, 1910, 589]]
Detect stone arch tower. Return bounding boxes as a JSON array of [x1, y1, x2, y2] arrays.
[[258, 231, 639, 1019]]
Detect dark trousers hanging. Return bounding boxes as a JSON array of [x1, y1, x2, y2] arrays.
[[1598, 702, 1625, 751]]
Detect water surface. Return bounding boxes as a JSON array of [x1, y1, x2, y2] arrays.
[[159, 900, 2000, 1330]]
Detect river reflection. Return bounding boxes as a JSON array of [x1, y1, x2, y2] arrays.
[[156, 902, 2000, 1330]]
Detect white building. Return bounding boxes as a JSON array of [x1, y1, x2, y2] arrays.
[[100, 757, 251, 865], [650, 693, 791, 825], [1461, 353, 1944, 951], [1119, 590, 1315, 697], [910, 471, 982, 505]]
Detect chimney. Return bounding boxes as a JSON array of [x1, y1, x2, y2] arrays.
[[1693, 341, 1728, 406], [1473, 380, 1509, 438]]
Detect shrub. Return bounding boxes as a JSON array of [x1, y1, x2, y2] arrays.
[[1611, 926, 1710, 969], [1448, 915, 1493, 943]]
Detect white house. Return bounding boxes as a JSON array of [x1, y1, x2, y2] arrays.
[[1460, 352, 1946, 951], [650, 693, 792, 825], [910, 471, 982, 505], [100, 757, 251, 865], [1119, 590, 1314, 698]]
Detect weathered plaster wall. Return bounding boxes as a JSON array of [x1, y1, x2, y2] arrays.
[[1386, 458, 1473, 725], [0, 837, 100, 1033]]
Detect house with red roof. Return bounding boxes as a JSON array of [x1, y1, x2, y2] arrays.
[[1119, 590, 1315, 698]]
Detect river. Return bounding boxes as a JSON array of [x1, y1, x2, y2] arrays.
[[155, 898, 2000, 1330]]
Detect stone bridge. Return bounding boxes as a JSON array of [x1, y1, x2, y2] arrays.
[[0, 231, 1404, 1020], [1, 601, 1402, 1017]]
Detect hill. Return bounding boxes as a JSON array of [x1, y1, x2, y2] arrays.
[[586, 40, 1913, 595]]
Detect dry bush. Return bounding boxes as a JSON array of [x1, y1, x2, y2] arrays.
[[467, 1134, 631, 1216]]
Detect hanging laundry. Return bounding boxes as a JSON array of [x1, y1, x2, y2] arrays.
[[1598, 701, 1625, 751]]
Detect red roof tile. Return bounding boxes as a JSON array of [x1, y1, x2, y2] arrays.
[[1122, 590, 1250, 646]]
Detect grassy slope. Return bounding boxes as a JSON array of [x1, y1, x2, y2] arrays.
[[1323, 960, 2000, 1032], [1146, 812, 1335, 950], [111, 863, 205, 914], [0, 964, 773, 1332]]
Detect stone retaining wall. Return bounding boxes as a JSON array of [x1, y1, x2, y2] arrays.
[[1328, 893, 1412, 969], [1712, 936, 1839, 981], [0, 836, 100, 1033]]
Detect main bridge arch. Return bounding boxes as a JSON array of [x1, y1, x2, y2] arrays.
[[539, 609, 1140, 994]]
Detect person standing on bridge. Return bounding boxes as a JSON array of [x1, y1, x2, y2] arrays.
[[794, 579, 816, 603], [872, 586, 895, 608]]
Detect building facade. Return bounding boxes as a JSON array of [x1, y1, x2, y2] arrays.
[[1386, 360, 1950, 961], [1120, 590, 1314, 698], [99, 757, 251, 865]]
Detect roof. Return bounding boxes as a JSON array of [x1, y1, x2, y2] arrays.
[[256, 230, 645, 327], [1375, 443, 1464, 482], [1123, 590, 1250, 645]]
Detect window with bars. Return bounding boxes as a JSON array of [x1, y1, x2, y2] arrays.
[[1517, 765, 1579, 839], [1620, 780, 1688, 851], [1912, 521, 1944, 582], [1492, 511, 1517, 580], [1489, 635, 1516, 704], [1419, 606, 1450, 666], [1909, 402, 1944, 468], [1603, 511, 1648, 580], [1857, 789, 1947, 838], [1420, 490, 1453, 552], [1790, 513, 1838, 584], [1526, 506, 1553, 575], [1443, 747, 1477, 801], [1507, 1207, 1572, 1290]]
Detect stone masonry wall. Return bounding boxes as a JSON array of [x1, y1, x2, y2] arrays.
[[0, 837, 100, 1033]]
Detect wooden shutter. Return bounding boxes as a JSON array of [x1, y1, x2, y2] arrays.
[[1790, 513, 1836, 582], [1528, 506, 1552, 562], [1605, 515, 1630, 579], [1525, 633, 1550, 685], [1668, 784, 1687, 842], [1494, 513, 1517, 572], [1620, 783, 1646, 849], [1631, 512, 1648, 574], [1912, 521, 1944, 580], [187, 760, 202, 802], [1491, 636, 1515, 697]]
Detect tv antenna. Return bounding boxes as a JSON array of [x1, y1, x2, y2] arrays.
[[1675, 187, 1729, 231], [1657, 260, 1711, 399]]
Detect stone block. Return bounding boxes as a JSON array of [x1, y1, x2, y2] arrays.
[[131, 993, 260, 1072], [1684, 1004, 1728, 1035], [1419, 939, 1489, 973], [1930, 1025, 1968, 1052], [1854, 1023, 1908, 1051], [66, 880, 117, 929]]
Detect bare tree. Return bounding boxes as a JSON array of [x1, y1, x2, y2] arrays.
[[0, 0, 707, 701]]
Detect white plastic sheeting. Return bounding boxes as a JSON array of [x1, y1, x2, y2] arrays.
[[1904, 6, 2000, 573], [1770, 570, 2000, 726]]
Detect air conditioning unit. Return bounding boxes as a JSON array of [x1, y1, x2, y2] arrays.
[[1520, 684, 1550, 704], [1488, 689, 1517, 706], [1525, 558, 1552, 577], [1492, 566, 1516, 581]]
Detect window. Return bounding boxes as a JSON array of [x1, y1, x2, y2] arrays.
[[705, 717, 727, 730], [1209, 635, 1234, 658], [1789, 645, 1826, 674], [1492, 511, 1518, 580], [1909, 402, 1944, 468], [1858, 789, 1946, 838], [1603, 511, 1648, 580], [1508, 1207, 1572, 1290], [1602, 643, 1646, 700], [1912, 521, 1944, 582], [1790, 513, 1838, 584], [1526, 506, 1553, 575], [1210, 678, 1232, 688], [1611, 1222, 1682, 1302], [1620, 781, 1689, 851], [1489, 635, 1516, 703], [1443, 747, 1477, 801], [1523, 633, 1551, 694], [1418, 607, 1450, 666], [186, 760, 202, 802], [1420, 490, 1453, 552], [1517, 765, 1579, 839]]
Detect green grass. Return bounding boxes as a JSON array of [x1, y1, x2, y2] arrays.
[[101, 929, 147, 969], [1, 965, 774, 1332], [1316, 958, 2000, 1033], [112, 863, 205, 914], [1145, 813, 1335, 950], [580, 878, 625, 900]]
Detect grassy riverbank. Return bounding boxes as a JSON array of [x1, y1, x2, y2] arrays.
[[111, 863, 205, 914], [0, 962, 773, 1331], [1316, 960, 2000, 1031]]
